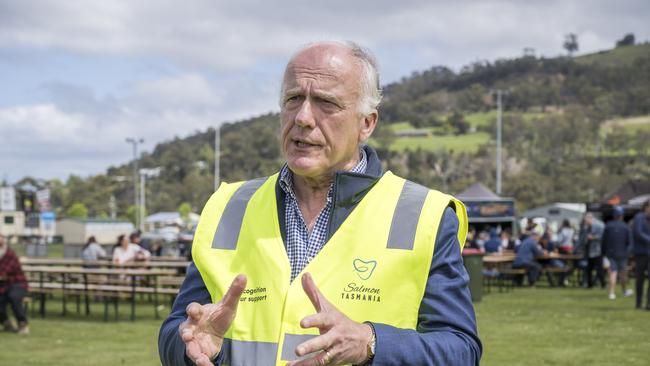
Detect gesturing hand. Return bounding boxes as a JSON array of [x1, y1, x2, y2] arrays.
[[179, 274, 247, 366], [287, 273, 373, 366]]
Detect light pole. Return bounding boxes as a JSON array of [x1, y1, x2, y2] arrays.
[[139, 168, 160, 233], [126, 137, 144, 230], [214, 126, 221, 191], [492, 90, 507, 196]]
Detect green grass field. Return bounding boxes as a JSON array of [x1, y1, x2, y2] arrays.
[[2, 284, 648, 365], [576, 43, 650, 66], [389, 132, 490, 153]]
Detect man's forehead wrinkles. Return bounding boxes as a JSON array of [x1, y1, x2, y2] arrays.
[[291, 66, 341, 80]]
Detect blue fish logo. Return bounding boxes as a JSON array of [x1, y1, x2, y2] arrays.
[[353, 259, 377, 280]]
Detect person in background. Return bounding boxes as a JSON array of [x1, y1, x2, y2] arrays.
[[130, 231, 147, 250], [484, 228, 502, 254], [465, 227, 478, 250], [632, 199, 650, 310], [557, 219, 575, 254], [512, 225, 547, 286], [151, 239, 164, 257], [500, 230, 514, 251], [112, 234, 151, 265], [579, 212, 605, 289], [475, 230, 489, 252], [602, 206, 633, 300], [81, 236, 107, 263], [0, 233, 29, 334], [540, 229, 567, 287]]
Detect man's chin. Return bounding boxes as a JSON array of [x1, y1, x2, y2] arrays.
[[287, 159, 327, 178]]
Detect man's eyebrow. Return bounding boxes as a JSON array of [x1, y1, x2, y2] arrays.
[[283, 88, 344, 105]]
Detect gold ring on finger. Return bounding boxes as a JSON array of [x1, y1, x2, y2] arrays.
[[321, 349, 332, 365]]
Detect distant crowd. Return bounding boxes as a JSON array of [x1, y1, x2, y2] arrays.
[[466, 199, 650, 309], [81, 231, 165, 265]]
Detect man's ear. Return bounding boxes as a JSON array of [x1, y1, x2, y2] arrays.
[[358, 111, 378, 144]]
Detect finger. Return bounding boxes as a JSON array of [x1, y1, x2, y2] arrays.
[[300, 313, 332, 330], [186, 302, 203, 321], [295, 333, 335, 357], [301, 272, 323, 312], [186, 340, 206, 364], [180, 325, 196, 343], [288, 349, 333, 366], [221, 274, 247, 309], [194, 353, 214, 366]]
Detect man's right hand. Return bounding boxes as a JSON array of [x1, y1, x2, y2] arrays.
[[179, 274, 247, 366]]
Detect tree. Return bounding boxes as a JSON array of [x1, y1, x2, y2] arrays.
[[126, 205, 145, 225], [178, 202, 192, 224], [616, 33, 635, 47], [447, 111, 470, 135], [563, 33, 579, 56], [67, 202, 88, 219]]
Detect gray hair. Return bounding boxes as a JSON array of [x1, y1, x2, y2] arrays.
[[280, 40, 382, 116]]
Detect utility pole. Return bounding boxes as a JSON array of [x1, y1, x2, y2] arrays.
[[493, 90, 505, 195], [214, 126, 221, 191], [109, 195, 116, 219], [139, 168, 160, 233], [125, 137, 144, 230], [140, 172, 146, 232]]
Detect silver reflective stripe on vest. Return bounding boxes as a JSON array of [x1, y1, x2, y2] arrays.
[[221, 338, 278, 366], [212, 177, 267, 250], [280, 333, 317, 361], [387, 180, 429, 250]]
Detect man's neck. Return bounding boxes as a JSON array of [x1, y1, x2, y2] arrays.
[[291, 155, 361, 231]]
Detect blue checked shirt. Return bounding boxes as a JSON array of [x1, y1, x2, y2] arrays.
[[279, 149, 368, 281]]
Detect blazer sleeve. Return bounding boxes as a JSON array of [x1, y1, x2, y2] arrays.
[[158, 262, 225, 365], [369, 207, 482, 365]]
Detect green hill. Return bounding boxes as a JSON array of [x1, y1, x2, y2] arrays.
[[30, 43, 650, 217], [576, 43, 650, 66]]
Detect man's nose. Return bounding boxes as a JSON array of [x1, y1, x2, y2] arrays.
[[295, 100, 316, 128]]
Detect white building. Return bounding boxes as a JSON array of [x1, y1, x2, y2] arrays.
[[145, 211, 199, 232], [56, 218, 134, 245], [0, 211, 25, 239]]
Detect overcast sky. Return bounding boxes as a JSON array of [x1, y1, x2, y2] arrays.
[[1, 0, 649, 183]]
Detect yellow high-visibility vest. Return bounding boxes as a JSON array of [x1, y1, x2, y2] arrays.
[[193, 171, 467, 366]]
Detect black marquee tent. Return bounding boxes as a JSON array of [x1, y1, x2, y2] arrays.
[[456, 183, 516, 232]]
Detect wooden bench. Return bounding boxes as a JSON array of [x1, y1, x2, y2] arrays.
[[28, 281, 180, 321], [24, 266, 183, 321]]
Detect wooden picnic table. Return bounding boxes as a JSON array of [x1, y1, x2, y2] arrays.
[[23, 265, 178, 320], [20, 257, 190, 269], [150, 256, 188, 262]]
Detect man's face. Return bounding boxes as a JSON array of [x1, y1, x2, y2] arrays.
[[585, 213, 593, 225], [280, 45, 377, 179]]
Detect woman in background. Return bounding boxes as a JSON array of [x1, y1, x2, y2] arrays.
[[81, 236, 106, 264], [112, 234, 151, 265]]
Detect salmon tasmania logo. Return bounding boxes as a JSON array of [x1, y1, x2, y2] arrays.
[[352, 258, 377, 280], [342, 259, 381, 303]]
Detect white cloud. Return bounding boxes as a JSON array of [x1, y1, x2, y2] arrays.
[[1, 0, 649, 181], [2, 0, 647, 72]]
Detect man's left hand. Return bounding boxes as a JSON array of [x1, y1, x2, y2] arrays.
[[287, 272, 372, 366]]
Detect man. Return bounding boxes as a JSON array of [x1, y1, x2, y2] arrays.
[[602, 206, 633, 300], [0, 233, 29, 334], [512, 225, 546, 286], [632, 199, 650, 310], [483, 228, 501, 254], [159, 41, 481, 365], [579, 212, 605, 289]]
